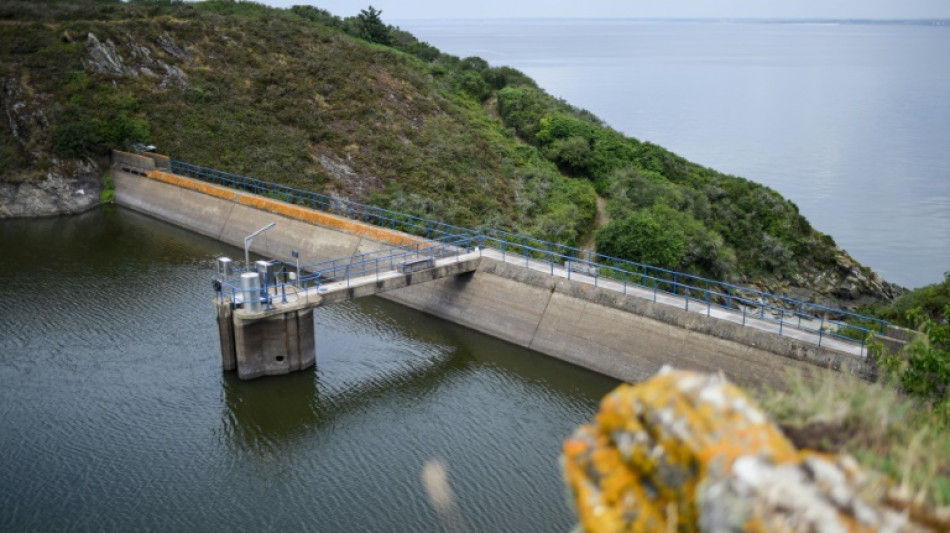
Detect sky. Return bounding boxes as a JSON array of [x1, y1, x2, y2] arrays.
[[259, 1, 950, 21]]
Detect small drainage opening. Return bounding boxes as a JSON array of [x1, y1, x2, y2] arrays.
[[275, 355, 285, 362]]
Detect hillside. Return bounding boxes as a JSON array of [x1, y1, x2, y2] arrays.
[[0, 0, 901, 309]]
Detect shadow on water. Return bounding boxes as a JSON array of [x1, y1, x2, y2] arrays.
[[220, 337, 473, 452], [220, 293, 618, 454]]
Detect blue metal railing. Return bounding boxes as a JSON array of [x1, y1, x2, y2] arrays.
[[176, 159, 888, 354]]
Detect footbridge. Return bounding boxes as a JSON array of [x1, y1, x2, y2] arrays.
[[113, 151, 914, 385], [213, 238, 480, 379]]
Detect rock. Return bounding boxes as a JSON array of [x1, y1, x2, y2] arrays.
[[85, 32, 135, 76], [562, 368, 939, 532], [0, 160, 102, 218], [2, 77, 48, 152], [156, 32, 192, 62], [83, 32, 187, 88]]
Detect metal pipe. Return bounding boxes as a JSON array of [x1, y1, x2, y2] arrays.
[[244, 222, 276, 268]]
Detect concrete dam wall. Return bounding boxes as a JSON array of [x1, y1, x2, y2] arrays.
[[112, 154, 872, 388]]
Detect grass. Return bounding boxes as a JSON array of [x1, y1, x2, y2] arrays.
[[755, 368, 950, 510]]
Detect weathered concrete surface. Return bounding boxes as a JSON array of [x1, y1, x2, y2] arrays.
[[232, 308, 315, 380], [383, 260, 870, 389], [563, 368, 942, 532], [114, 165, 870, 388], [216, 300, 236, 371]]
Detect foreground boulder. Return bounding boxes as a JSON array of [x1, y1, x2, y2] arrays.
[[562, 367, 939, 532]]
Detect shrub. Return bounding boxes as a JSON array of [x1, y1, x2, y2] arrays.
[[544, 136, 591, 175], [596, 209, 686, 269]]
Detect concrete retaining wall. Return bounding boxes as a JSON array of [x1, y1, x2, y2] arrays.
[[114, 163, 870, 388]]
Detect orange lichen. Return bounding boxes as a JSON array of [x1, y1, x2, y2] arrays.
[[562, 369, 923, 532], [147, 169, 422, 247]]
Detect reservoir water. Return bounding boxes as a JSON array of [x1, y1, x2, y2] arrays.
[[0, 208, 617, 531], [401, 19, 950, 289]]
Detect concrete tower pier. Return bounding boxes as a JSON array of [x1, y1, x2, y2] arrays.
[[216, 301, 316, 380]]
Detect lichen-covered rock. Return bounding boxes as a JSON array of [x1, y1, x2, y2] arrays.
[[562, 368, 935, 532]]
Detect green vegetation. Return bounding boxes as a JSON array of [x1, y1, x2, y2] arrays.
[[0, 0, 892, 298], [869, 272, 950, 327], [765, 274, 950, 510], [757, 368, 950, 510], [99, 169, 114, 204], [872, 274, 950, 406]]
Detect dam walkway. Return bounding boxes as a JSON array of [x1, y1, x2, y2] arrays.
[[161, 153, 889, 359]]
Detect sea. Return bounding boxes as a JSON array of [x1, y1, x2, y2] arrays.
[[400, 19, 950, 289]]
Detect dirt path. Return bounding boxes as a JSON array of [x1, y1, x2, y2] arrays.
[[579, 195, 610, 252]]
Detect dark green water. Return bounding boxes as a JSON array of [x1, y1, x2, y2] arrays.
[[0, 208, 617, 532]]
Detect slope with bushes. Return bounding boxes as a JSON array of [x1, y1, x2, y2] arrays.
[[0, 0, 903, 308]]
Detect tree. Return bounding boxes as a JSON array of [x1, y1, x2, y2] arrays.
[[356, 5, 390, 45]]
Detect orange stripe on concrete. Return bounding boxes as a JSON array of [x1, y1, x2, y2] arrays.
[[146, 169, 422, 246]]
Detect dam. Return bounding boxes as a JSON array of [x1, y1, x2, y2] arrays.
[[112, 150, 905, 387]]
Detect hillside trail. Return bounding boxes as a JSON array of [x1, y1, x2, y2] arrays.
[[578, 196, 609, 253]]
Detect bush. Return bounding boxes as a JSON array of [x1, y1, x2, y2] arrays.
[[486, 65, 537, 90], [596, 209, 686, 269], [52, 104, 150, 157], [544, 136, 591, 175], [453, 70, 490, 102]]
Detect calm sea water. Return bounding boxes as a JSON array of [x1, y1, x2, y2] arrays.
[[402, 19, 950, 288], [0, 208, 616, 531]]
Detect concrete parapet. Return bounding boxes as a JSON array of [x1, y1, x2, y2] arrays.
[[885, 324, 923, 344], [112, 150, 155, 175]]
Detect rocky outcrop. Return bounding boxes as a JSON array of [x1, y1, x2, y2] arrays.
[[738, 250, 903, 313], [1, 74, 101, 217], [84, 32, 188, 89], [2, 76, 49, 164], [562, 367, 945, 532], [1, 29, 193, 218], [0, 159, 102, 218]]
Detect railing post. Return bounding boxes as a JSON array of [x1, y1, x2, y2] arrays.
[[778, 309, 784, 336]]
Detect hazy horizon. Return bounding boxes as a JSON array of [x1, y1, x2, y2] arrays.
[[258, 1, 950, 22]]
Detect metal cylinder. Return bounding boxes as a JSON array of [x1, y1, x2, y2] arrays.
[[240, 272, 262, 313], [216, 256, 232, 277], [256, 259, 273, 287]]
